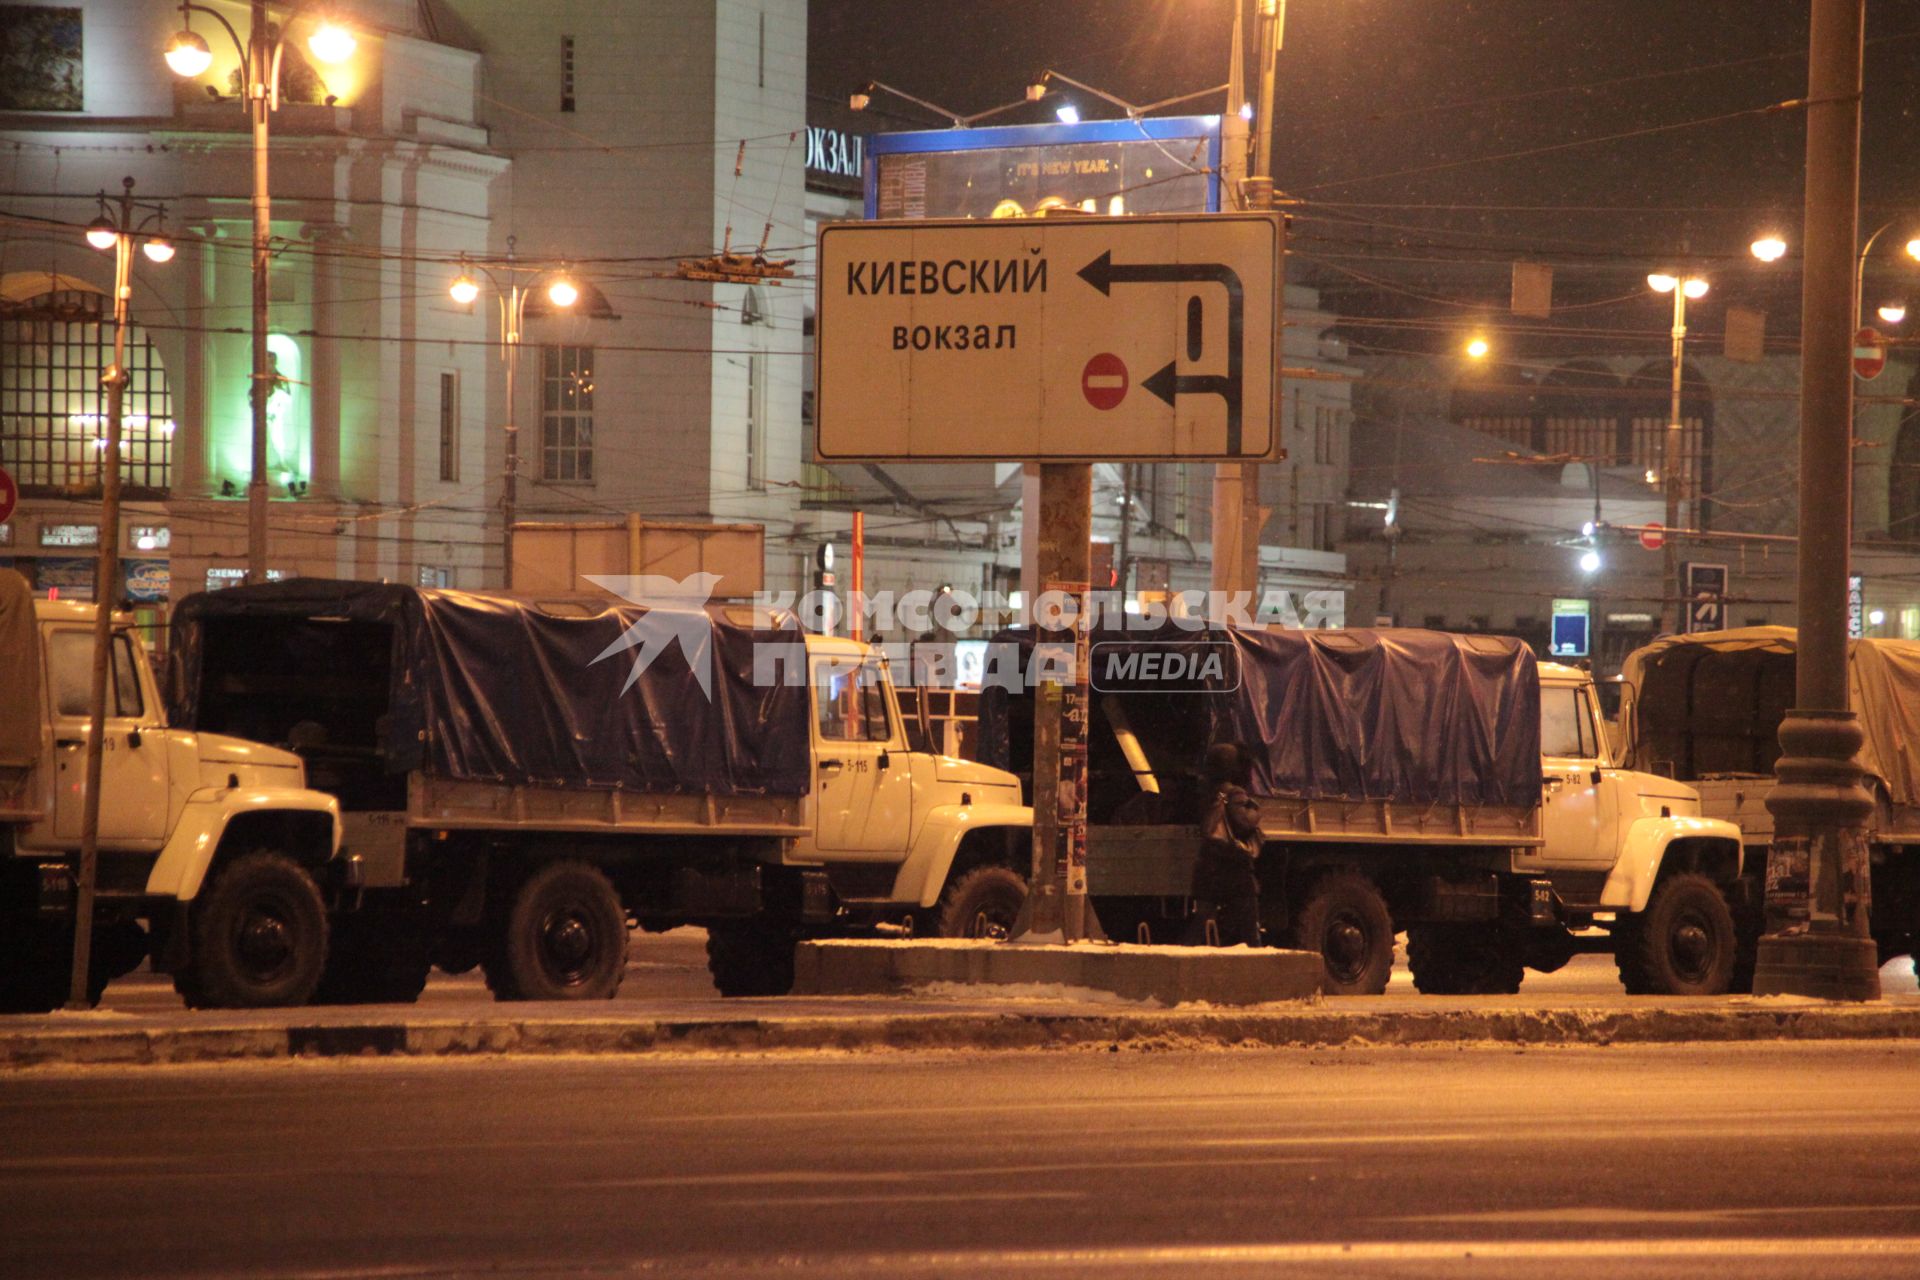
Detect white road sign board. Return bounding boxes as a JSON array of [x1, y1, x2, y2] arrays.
[[815, 214, 1282, 462]]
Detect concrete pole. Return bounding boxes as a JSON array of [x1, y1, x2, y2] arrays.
[[1752, 0, 1880, 1000], [70, 197, 136, 1008], [1010, 462, 1104, 942], [1211, 0, 1283, 604], [246, 0, 272, 583], [1660, 287, 1686, 635]]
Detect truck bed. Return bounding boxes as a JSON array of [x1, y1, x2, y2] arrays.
[[1088, 799, 1541, 897], [409, 774, 807, 837], [1692, 774, 1920, 847]]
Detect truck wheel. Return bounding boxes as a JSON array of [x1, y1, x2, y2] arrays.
[[433, 929, 482, 976], [1290, 871, 1394, 996], [483, 860, 627, 1001], [935, 865, 1028, 939], [1616, 872, 1737, 996], [313, 910, 433, 1005], [176, 850, 329, 1009], [1406, 924, 1525, 995], [705, 920, 798, 997]]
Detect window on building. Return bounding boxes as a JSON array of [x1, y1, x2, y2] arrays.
[[541, 346, 594, 482], [1312, 406, 1343, 465], [1172, 463, 1190, 537], [1630, 416, 1705, 501], [437, 371, 458, 482], [1890, 371, 1920, 539], [0, 288, 174, 496], [746, 353, 767, 490], [560, 35, 576, 112]]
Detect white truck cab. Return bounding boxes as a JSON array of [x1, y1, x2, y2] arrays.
[[1512, 663, 1746, 992], [787, 636, 1030, 934], [1, 584, 344, 1012]]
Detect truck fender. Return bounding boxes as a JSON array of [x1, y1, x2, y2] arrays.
[[890, 802, 1033, 909], [145, 787, 343, 903], [1599, 816, 1744, 915]]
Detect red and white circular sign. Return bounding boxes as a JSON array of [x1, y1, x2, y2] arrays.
[[0, 464, 16, 526], [1081, 353, 1129, 411], [1640, 522, 1665, 551], [1854, 327, 1887, 381]]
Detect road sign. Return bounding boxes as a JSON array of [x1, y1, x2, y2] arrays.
[[1854, 326, 1887, 380], [0, 464, 15, 526], [1684, 562, 1729, 634], [1550, 598, 1590, 658], [1081, 352, 1129, 411], [815, 213, 1282, 462], [1639, 522, 1664, 551]]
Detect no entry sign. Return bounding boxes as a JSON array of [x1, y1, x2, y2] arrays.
[[0, 465, 16, 526], [1639, 522, 1664, 551], [1854, 326, 1887, 381], [1081, 353, 1129, 410]]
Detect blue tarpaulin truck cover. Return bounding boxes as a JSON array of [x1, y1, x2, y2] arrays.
[[978, 624, 1542, 810], [168, 579, 812, 797]]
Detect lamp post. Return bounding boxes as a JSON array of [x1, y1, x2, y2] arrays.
[[164, 1, 355, 584], [1854, 220, 1920, 324], [1647, 271, 1708, 635], [449, 251, 581, 586], [69, 178, 172, 1009], [1752, 0, 1881, 1000]]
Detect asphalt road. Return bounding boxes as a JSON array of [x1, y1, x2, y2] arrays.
[[4, 1043, 1918, 1278], [83, 927, 1920, 1016]]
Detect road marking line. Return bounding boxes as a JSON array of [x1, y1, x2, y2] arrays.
[[685, 1236, 1920, 1271]]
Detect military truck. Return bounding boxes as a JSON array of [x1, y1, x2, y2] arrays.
[[166, 580, 1031, 1000], [980, 624, 1746, 995], [1620, 627, 1920, 978], [0, 569, 344, 1012]]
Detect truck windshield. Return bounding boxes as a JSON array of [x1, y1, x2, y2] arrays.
[[1540, 685, 1599, 760]]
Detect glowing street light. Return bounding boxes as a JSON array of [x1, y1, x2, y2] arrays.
[[449, 251, 587, 582], [1647, 270, 1708, 631], [305, 20, 356, 64], [1750, 235, 1788, 263], [162, 28, 212, 77], [1465, 336, 1491, 359], [1879, 303, 1907, 325]]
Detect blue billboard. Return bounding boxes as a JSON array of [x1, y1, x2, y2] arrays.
[[865, 116, 1224, 221]]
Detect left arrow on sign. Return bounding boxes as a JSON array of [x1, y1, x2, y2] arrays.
[[1079, 251, 1247, 453]]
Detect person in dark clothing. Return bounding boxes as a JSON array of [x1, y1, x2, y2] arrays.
[[1187, 742, 1264, 946]]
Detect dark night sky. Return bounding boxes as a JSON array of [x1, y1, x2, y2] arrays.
[[809, 2, 1920, 349]]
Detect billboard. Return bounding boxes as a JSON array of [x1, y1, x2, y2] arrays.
[[865, 117, 1223, 222]]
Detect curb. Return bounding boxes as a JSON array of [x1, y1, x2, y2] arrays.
[[794, 939, 1326, 1005], [6, 1003, 1920, 1068]]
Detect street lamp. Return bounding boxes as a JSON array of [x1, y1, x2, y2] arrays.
[[162, 1, 356, 584], [448, 250, 581, 586], [1648, 271, 1707, 634], [68, 177, 171, 1010], [1465, 335, 1491, 360], [1855, 221, 1920, 323]]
